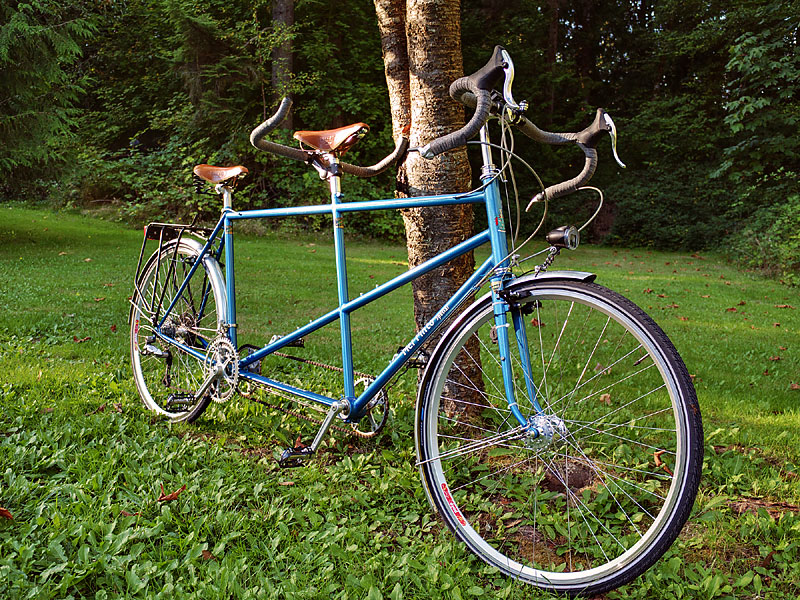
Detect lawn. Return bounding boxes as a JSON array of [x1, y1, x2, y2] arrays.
[[1, 204, 799, 599]]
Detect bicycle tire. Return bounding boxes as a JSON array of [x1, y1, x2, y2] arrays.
[[130, 239, 226, 422], [416, 279, 702, 596]]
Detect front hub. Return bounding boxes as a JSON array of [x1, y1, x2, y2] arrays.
[[524, 414, 568, 450]]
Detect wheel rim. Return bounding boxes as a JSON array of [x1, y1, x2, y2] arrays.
[[130, 245, 220, 420], [420, 285, 692, 589]]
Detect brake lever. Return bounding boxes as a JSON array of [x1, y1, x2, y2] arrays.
[[500, 49, 528, 120], [602, 112, 626, 168]]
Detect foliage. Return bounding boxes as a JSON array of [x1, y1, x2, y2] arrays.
[[0, 1, 96, 171], [724, 194, 800, 285], [1, 0, 798, 263]]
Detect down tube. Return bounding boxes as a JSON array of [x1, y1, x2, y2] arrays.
[[349, 255, 495, 420]]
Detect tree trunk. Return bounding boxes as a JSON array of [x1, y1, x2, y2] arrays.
[[404, 0, 474, 338], [271, 0, 294, 129], [375, 0, 483, 412], [546, 0, 559, 124]]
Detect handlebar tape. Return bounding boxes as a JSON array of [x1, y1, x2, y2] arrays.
[[249, 97, 308, 162], [339, 136, 410, 177], [531, 146, 598, 203], [250, 97, 409, 177]]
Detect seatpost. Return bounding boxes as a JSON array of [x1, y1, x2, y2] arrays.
[[215, 184, 234, 209]]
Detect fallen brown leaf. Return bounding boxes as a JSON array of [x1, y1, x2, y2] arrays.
[[0, 507, 13, 520], [278, 481, 295, 486], [531, 318, 545, 327], [726, 307, 737, 313], [791, 383, 800, 390], [158, 484, 187, 503], [110, 324, 117, 333], [700, 294, 710, 298], [87, 403, 107, 415], [84, 258, 92, 262], [599, 393, 611, 406], [677, 316, 689, 321], [120, 510, 141, 517], [94, 297, 106, 302], [775, 304, 795, 309], [643, 288, 654, 294], [779, 346, 787, 351], [73, 336, 91, 343], [653, 450, 674, 476], [201, 550, 217, 560], [737, 300, 746, 306], [768, 356, 781, 361]]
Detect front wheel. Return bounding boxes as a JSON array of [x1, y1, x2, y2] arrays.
[[416, 280, 702, 596], [130, 239, 226, 422]]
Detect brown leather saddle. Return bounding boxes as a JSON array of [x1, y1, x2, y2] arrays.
[[293, 123, 369, 155], [193, 164, 249, 184]]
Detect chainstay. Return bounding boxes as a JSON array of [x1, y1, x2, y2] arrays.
[[239, 351, 387, 439]]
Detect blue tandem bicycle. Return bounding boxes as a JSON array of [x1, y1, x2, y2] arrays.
[[130, 47, 703, 596]]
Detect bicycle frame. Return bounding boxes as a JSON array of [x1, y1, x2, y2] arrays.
[[151, 125, 534, 426]]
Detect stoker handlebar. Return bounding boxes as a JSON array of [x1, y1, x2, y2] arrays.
[[249, 97, 409, 178]]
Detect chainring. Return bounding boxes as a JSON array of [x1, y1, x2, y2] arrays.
[[350, 377, 389, 437], [203, 337, 239, 403]]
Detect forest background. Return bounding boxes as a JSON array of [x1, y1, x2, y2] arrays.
[[1, 0, 798, 282]]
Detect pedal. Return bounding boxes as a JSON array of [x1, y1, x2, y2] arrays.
[[239, 344, 262, 375], [270, 334, 305, 348], [278, 446, 315, 468]]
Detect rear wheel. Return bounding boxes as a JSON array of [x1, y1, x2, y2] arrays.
[[416, 280, 703, 596], [130, 240, 225, 422]]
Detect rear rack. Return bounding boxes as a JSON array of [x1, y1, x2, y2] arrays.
[[132, 222, 216, 326]]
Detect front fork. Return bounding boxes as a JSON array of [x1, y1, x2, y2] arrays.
[[481, 125, 541, 428], [490, 286, 542, 428]]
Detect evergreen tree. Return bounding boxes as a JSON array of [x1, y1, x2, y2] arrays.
[[0, 1, 95, 171]]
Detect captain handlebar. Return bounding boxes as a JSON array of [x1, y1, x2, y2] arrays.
[[419, 45, 625, 202]]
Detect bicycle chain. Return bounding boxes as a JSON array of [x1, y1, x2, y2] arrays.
[[243, 351, 382, 439]]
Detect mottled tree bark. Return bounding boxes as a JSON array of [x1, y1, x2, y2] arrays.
[[375, 0, 483, 410], [271, 0, 294, 129], [546, 0, 559, 124]]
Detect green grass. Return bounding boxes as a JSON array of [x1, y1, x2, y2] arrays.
[[1, 204, 799, 599]]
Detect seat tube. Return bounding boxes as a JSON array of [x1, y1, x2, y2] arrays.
[[221, 185, 237, 348], [480, 126, 527, 426], [328, 160, 356, 402]]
